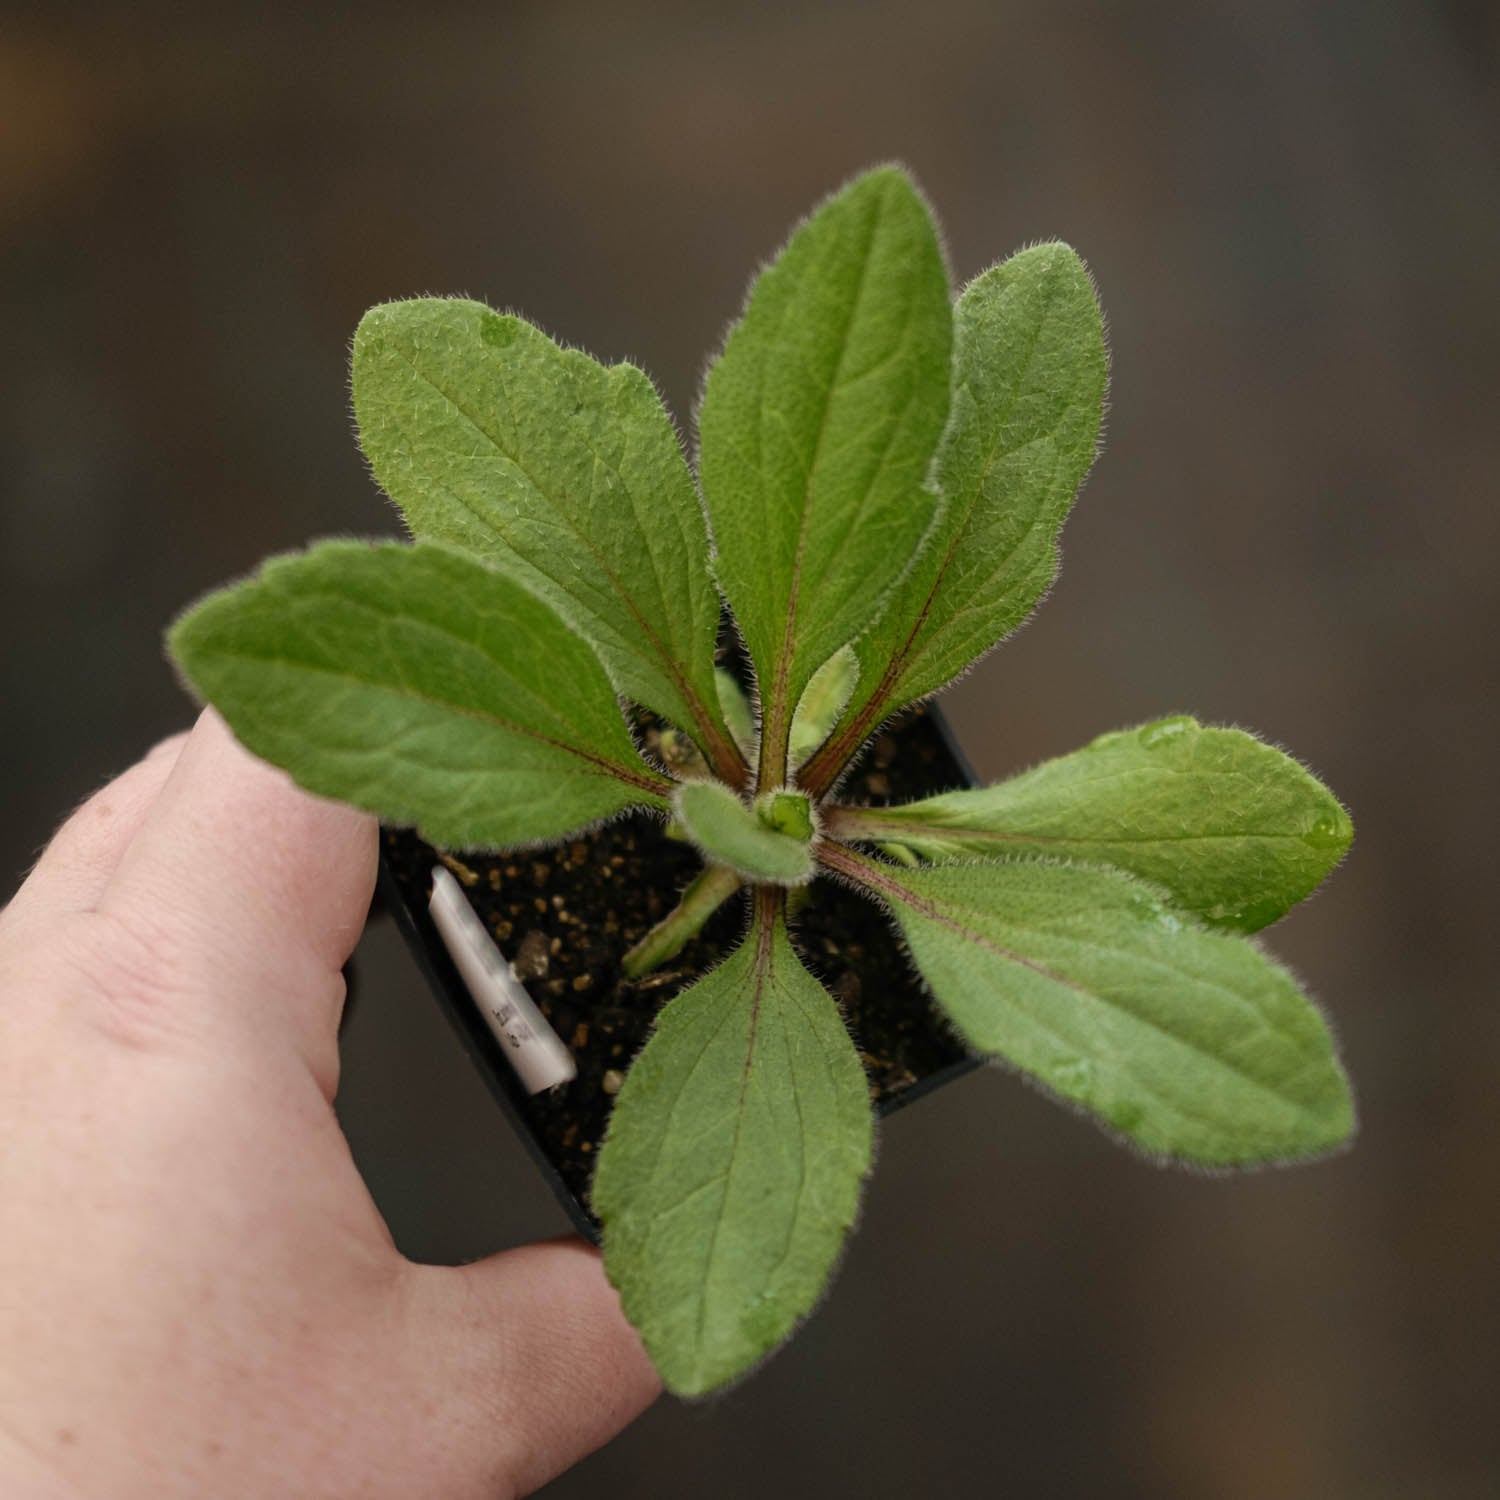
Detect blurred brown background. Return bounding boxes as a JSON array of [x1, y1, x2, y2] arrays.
[[3, 2, 1497, 1496]]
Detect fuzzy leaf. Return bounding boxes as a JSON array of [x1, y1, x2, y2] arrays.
[[698, 167, 952, 776], [840, 852, 1353, 1165], [804, 243, 1105, 789], [352, 300, 731, 759], [847, 716, 1353, 931], [715, 668, 757, 760], [675, 781, 813, 885], [595, 905, 874, 1395], [168, 541, 669, 849], [790, 646, 860, 771]]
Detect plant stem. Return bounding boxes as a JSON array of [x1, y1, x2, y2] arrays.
[[752, 881, 784, 948], [621, 863, 744, 977]]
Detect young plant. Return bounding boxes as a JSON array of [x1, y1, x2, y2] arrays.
[[168, 166, 1355, 1398]]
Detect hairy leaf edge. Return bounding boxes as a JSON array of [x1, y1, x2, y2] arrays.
[[816, 842, 1358, 1175], [593, 891, 878, 1397], [823, 715, 1356, 929], [689, 162, 957, 748], [800, 241, 1113, 798], [165, 540, 675, 854], [351, 299, 746, 776]]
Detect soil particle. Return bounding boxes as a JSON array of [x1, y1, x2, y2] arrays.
[[438, 852, 479, 887], [512, 930, 550, 980]]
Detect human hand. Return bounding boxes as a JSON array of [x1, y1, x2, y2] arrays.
[[0, 711, 658, 1499]]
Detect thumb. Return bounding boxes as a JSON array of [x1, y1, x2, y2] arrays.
[[407, 1239, 659, 1497]]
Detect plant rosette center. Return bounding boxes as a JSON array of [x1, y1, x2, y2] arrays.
[[757, 789, 817, 842], [168, 164, 1355, 1399]]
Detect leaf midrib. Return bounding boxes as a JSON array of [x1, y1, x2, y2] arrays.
[[690, 903, 778, 1380]]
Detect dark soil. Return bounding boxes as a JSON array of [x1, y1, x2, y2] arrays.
[[379, 704, 977, 1235]]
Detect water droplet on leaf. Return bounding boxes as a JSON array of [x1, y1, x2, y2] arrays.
[[1137, 715, 1196, 749], [1305, 812, 1351, 851], [480, 312, 520, 349], [1052, 1057, 1094, 1098]]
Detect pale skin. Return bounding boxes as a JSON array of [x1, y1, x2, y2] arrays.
[[0, 710, 659, 1499]]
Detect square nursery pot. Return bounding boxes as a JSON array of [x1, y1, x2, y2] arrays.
[[376, 703, 982, 1243]]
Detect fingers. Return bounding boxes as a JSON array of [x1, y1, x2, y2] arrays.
[[409, 1240, 659, 1496], [7, 732, 189, 926], [94, 710, 377, 1067]]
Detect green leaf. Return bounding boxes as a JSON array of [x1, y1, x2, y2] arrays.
[[168, 541, 670, 849], [789, 646, 860, 771], [842, 716, 1353, 931], [836, 850, 1353, 1166], [698, 167, 952, 778], [674, 781, 813, 885], [715, 667, 757, 761], [352, 299, 735, 768], [595, 901, 874, 1395], [803, 242, 1106, 792]]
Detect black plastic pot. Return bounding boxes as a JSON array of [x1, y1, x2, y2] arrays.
[[377, 703, 981, 1243]]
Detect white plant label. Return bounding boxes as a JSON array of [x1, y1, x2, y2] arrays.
[[428, 865, 577, 1094]]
